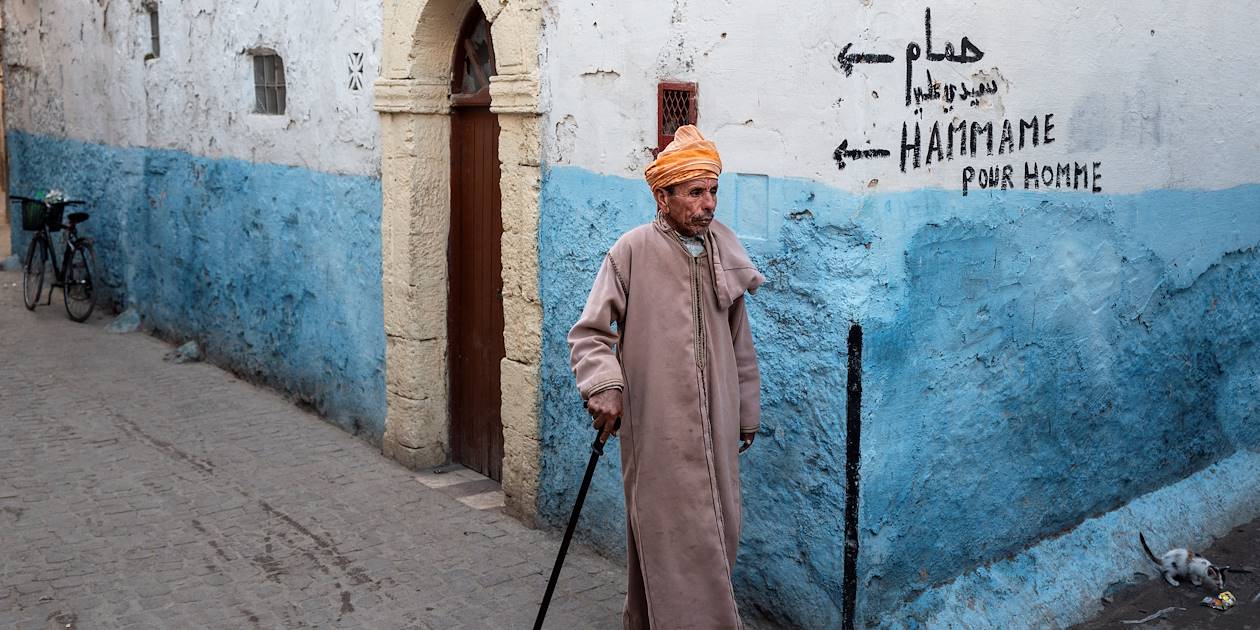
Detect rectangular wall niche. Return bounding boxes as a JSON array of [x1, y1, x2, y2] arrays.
[[657, 82, 698, 154], [731, 173, 770, 241]]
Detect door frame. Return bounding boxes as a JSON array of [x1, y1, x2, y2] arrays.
[[0, 16, 8, 259], [373, 0, 544, 522]]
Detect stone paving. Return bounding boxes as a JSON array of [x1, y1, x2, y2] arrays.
[[0, 270, 625, 629]]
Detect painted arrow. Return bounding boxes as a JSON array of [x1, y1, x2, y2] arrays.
[[837, 43, 896, 77], [833, 140, 891, 170]]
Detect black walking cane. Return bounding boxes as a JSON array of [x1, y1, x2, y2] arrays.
[[533, 406, 619, 630]]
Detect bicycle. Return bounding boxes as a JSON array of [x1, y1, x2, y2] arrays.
[[12, 194, 97, 322]]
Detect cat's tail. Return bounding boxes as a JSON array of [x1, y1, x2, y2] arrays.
[[1139, 532, 1162, 565]]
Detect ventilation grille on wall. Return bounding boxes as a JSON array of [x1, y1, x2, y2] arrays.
[[348, 52, 365, 91], [657, 82, 698, 154]]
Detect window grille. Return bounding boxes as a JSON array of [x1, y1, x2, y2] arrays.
[[657, 82, 698, 154], [253, 53, 286, 115], [147, 9, 160, 59]]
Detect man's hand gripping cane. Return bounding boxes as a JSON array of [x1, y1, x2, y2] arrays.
[[586, 388, 623, 443]]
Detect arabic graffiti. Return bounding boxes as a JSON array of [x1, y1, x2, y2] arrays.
[[911, 70, 998, 109], [831, 7, 1103, 196], [905, 8, 986, 106]]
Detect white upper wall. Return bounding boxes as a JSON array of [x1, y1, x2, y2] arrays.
[[3, 0, 382, 177], [541, 1, 1260, 194]]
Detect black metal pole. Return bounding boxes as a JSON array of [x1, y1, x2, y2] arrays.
[[842, 323, 863, 630], [533, 428, 610, 630]]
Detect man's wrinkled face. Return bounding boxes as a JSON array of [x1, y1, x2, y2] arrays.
[[655, 177, 718, 237]]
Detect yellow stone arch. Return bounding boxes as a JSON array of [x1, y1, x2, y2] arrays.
[[373, 0, 543, 520]]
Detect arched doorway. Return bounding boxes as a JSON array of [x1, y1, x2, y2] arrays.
[[374, 0, 543, 519], [447, 4, 504, 481]]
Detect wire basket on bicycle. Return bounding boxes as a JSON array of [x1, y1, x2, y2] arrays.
[[20, 199, 68, 232]]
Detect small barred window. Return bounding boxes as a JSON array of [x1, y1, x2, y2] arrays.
[[657, 82, 698, 154], [252, 53, 287, 115], [147, 9, 160, 59]]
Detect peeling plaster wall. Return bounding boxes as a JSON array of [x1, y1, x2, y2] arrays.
[[538, 1, 1256, 193], [3, 1, 147, 148], [3, 0, 381, 175], [5, 1, 387, 440], [536, 1, 1260, 628]]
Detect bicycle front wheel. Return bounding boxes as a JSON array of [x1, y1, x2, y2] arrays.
[[22, 236, 47, 310], [63, 243, 96, 322]]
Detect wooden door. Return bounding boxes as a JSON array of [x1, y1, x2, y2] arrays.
[[448, 105, 504, 481]]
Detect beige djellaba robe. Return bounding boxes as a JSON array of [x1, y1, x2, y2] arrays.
[[569, 216, 764, 629]]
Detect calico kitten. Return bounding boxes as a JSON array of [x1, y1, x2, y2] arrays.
[[1140, 532, 1225, 590]]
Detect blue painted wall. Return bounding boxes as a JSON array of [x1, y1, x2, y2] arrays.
[[537, 164, 1260, 627], [7, 131, 387, 440]]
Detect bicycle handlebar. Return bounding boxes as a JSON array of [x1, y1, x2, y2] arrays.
[[9, 195, 85, 206]]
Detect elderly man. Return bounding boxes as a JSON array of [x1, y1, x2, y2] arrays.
[[568, 125, 764, 629]]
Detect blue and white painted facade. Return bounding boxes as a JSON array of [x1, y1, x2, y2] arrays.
[[8, 0, 1260, 626], [535, 2, 1260, 627], [4, 1, 387, 438]]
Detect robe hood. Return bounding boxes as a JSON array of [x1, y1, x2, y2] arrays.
[[707, 221, 765, 309], [654, 217, 764, 309]]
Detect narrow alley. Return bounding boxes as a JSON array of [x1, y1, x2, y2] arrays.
[[0, 270, 624, 629]]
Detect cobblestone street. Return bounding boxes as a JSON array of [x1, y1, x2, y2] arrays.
[[0, 270, 625, 629]]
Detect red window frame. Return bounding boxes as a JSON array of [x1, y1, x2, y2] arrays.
[[656, 82, 698, 154]]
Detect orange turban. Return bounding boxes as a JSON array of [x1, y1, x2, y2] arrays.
[[644, 125, 722, 191]]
